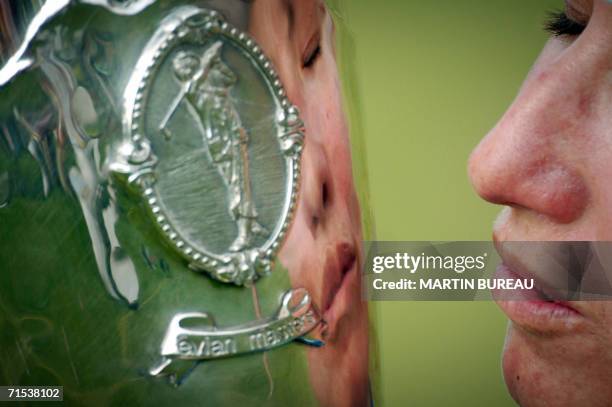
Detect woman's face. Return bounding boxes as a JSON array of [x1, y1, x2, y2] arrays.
[[469, 0, 612, 405], [250, 1, 369, 406]]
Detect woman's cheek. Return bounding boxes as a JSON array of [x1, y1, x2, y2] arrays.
[[280, 200, 316, 279]]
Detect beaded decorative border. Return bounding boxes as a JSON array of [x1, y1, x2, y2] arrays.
[[115, 6, 304, 285]]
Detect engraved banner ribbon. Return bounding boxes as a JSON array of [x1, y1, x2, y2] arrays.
[[150, 288, 321, 376]]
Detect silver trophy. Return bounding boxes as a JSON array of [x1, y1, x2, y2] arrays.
[[0, 0, 371, 405]]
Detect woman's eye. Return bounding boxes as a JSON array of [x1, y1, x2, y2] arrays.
[[545, 11, 586, 37], [302, 43, 321, 69]]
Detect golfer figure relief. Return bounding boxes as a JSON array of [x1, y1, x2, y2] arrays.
[[159, 41, 266, 252]]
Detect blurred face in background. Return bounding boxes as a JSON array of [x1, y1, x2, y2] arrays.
[[469, 0, 612, 405], [250, 1, 369, 406]]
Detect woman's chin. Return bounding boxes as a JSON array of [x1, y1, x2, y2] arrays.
[[501, 328, 525, 406], [306, 315, 370, 407], [500, 323, 612, 407]]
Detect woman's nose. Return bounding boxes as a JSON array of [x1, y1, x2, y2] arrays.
[[468, 38, 599, 224], [302, 140, 332, 232], [468, 128, 588, 224]]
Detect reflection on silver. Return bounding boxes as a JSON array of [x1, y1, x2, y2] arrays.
[[0, 1, 302, 298], [0, 0, 156, 86], [149, 288, 321, 383], [0, 0, 161, 306], [110, 6, 304, 286], [0, 171, 9, 208]]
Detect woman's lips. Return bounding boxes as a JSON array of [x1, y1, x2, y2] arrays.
[[493, 263, 586, 335], [321, 242, 358, 341]]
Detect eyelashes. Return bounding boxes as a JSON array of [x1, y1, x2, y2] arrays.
[[544, 11, 586, 37], [302, 43, 321, 69]]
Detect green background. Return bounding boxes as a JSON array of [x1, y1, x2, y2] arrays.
[[335, 1, 561, 405]]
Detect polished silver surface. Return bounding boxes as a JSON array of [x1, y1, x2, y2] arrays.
[[110, 6, 304, 286], [0, 1, 323, 394], [149, 288, 321, 383], [0, 0, 157, 86]]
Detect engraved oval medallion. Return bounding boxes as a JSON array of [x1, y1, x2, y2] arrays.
[[112, 6, 304, 285]]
